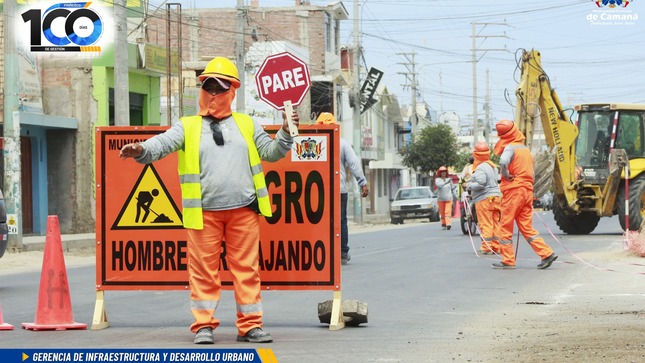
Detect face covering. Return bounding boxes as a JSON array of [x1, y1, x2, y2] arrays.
[[493, 124, 525, 156], [198, 88, 236, 119]]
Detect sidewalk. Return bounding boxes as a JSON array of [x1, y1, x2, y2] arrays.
[[16, 213, 393, 252], [21, 233, 96, 252]]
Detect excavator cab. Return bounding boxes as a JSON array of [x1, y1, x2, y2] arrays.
[[575, 110, 614, 184], [574, 103, 645, 230]]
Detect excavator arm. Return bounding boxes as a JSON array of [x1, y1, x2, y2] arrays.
[[514, 49, 579, 209]]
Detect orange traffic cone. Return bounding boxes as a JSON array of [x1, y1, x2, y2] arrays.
[[0, 304, 14, 330], [22, 216, 87, 331]]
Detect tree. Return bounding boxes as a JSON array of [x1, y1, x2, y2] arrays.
[[398, 123, 460, 174], [454, 144, 500, 176], [454, 151, 474, 174]]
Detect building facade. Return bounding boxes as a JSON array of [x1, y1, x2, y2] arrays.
[[1, 1, 408, 246]]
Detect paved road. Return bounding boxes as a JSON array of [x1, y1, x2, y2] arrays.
[[1, 212, 643, 362]]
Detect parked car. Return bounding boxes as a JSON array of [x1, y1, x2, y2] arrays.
[[0, 188, 7, 259], [390, 186, 440, 224], [533, 191, 553, 211]]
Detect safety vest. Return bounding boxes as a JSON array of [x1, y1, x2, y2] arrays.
[[499, 143, 534, 193], [177, 113, 272, 230]]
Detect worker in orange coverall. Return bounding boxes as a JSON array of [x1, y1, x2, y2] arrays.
[[120, 57, 298, 344], [492, 120, 558, 269], [435, 166, 454, 230], [465, 142, 501, 255]]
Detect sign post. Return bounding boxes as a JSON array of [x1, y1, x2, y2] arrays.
[[255, 52, 311, 137]]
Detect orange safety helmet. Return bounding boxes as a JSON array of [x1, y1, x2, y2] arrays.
[[496, 119, 515, 137], [474, 142, 490, 152], [315, 112, 338, 125]]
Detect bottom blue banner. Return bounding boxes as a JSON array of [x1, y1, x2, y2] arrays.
[[0, 349, 277, 363]]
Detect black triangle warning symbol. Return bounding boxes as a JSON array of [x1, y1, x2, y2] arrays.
[[112, 164, 183, 230]]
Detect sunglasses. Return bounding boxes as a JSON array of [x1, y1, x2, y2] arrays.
[[201, 77, 231, 95], [210, 122, 224, 146]]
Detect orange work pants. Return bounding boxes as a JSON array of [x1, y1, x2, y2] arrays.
[[475, 196, 501, 253], [498, 187, 553, 265], [187, 208, 263, 336], [438, 200, 453, 226]]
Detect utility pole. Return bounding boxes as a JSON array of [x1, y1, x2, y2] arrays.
[[397, 52, 418, 186], [397, 52, 417, 135], [471, 22, 508, 144], [166, 3, 182, 125], [3, 0, 23, 250], [236, 0, 246, 113], [439, 71, 443, 113], [484, 68, 491, 145], [114, 0, 130, 126], [352, 0, 363, 223], [471, 23, 477, 143]]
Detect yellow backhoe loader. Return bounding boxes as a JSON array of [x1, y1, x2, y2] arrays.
[[515, 49, 645, 234]]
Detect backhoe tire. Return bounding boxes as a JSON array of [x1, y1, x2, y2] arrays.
[[552, 197, 599, 235], [617, 174, 645, 231]]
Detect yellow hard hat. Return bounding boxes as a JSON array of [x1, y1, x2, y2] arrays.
[[315, 112, 337, 125], [199, 57, 240, 88]]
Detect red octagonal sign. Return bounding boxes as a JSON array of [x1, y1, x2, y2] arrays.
[[255, 52, 311, 110]]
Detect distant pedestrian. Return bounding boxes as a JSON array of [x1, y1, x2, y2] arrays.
[[315, 112, 368, 265], [465, 142, 501, 255], [492, 120, 557, 269], [435, 166, 454, 230]]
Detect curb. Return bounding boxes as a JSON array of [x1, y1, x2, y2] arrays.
[[21, 233, 96, 252]]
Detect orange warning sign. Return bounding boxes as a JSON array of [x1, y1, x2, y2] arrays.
[[96, 125, 340, 291]]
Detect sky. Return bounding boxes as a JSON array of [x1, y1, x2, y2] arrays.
[[148, 0, 645, 128]]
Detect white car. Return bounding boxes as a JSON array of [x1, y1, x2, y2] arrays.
[[390, 187, 440, 224]]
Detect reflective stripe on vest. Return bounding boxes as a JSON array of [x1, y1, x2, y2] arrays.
[[177, 114, 272, 230]]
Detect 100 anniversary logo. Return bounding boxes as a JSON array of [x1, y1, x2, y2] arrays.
[[19, 1, 113, 54]]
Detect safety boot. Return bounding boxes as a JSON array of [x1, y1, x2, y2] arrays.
[[491, 262, 516, 269], [537, 254, 558, 269], [194, 327, 214, 344], [237, 327, 273, 343]]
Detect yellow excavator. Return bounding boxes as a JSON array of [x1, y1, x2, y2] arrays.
[[515, 49, 645, 234]]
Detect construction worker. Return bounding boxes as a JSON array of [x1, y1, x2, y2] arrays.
[[119, 57, 299, 344], [492, 120, 558, 269], [465, 142, 501, 255], [460, 155, 475, 190], [435, 166, 454, 230], [315, 112, 368, 265]]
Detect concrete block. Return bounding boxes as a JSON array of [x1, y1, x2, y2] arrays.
[[318, 299, 368, 326]]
